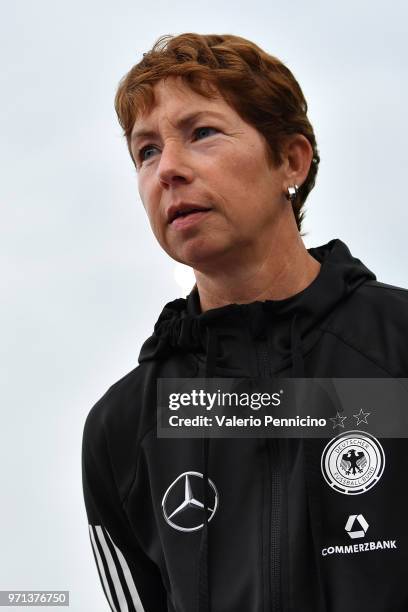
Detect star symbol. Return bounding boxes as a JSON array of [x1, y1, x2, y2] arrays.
[[330, 411, 347, 429], [168, 475, 214, 520], [353, 408, 370, 426]]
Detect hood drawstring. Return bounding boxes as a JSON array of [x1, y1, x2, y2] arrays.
[[290, 314, 328, 612], [290, 313, 305, 377], [198, 324, 219, 612]]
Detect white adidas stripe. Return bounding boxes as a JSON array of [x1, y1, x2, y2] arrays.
[[104, 528, 145, 612], [89, 525, 117, 612], [95, 525, 129, 612]]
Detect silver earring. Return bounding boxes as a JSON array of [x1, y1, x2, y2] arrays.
[[286, 184, 299, 204]]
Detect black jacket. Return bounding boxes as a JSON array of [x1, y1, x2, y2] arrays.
[[82, 238, 408, 612]]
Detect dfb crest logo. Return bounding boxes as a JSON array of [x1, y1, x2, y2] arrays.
[[321, 430, 385, 495]]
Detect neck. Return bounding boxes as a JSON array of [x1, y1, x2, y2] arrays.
[[193, 218, 321, 313]]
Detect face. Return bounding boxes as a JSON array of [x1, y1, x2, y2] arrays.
[[131, 76, 290, 271]]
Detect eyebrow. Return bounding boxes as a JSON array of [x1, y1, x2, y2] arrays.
[[130, 110, 227, 144]]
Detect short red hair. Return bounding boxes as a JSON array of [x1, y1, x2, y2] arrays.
[[114, 33, 320, 232]]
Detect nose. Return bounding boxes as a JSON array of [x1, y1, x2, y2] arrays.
[[157, 141, 194, 186]]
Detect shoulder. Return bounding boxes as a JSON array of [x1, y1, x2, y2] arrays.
[[345, 279, 408, 325], [324, 279, 408, 376], [82, 361, 159, 501], [359, 279, 408, 304], [330, 278, 408, 325], [83, 361, 158, 456]]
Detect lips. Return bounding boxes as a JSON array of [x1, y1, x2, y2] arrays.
[[172, 208, 210, 222], [170, 209, 212, 230], [167, 203, 212, 225]]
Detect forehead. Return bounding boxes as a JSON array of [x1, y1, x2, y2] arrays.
[[130, 77, 236, 143]]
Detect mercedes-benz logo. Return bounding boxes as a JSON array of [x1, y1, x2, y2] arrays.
[[162, 471, 219, 532]]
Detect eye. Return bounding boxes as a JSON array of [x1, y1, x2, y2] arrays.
[[138, 144, 158, 163], [194, 126, 218, 140], [137, 126, 219, 166]]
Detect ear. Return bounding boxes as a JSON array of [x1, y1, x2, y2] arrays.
[[281, 134, 313, 190]]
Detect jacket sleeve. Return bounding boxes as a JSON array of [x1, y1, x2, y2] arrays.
[[81, 405, 169, 612]]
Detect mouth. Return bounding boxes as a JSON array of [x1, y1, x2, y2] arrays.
[[168, 205, 212, 224], [169, 208, 212, 230]]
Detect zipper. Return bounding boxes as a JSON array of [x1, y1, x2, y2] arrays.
[[256, 338, 269, 378], [256, 337, 282, 612], [269, 439, 281, 612]]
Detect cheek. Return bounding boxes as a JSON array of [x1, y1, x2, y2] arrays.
[[138, 181, 159, 226], [216, 154, 269, 204], [219, 147, 268, 185], [147, 206, 162, 237]]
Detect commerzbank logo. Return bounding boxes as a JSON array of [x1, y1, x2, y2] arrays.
[[322, 514, 397, 557], [345, 514, 369, 539]]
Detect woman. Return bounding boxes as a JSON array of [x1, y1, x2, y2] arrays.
[[82, 32, 408, 611]]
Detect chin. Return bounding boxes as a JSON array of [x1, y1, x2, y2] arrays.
[[174, 242, 234, 272]]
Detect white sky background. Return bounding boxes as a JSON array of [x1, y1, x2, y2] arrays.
[[1, 0, 407, 609]]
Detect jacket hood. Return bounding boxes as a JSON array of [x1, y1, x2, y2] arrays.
[[138, 238, 376, 370]]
